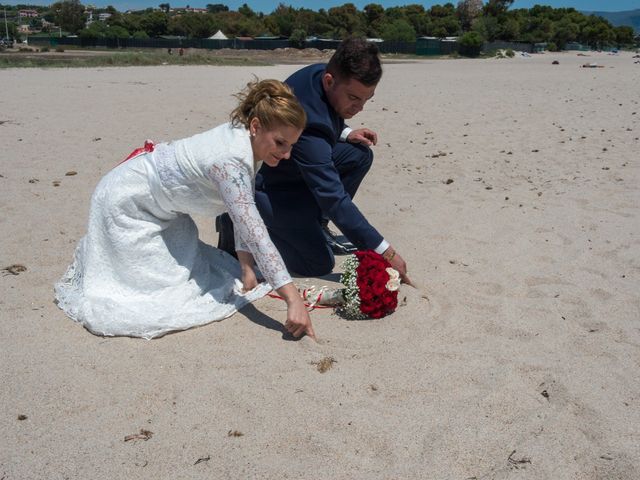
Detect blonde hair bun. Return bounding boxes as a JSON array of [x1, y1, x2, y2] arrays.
[[230, 78, 306, 131]]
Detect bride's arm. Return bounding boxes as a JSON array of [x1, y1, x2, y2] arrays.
[[208, 158, 315, 338], [207, 157, 291, 290]]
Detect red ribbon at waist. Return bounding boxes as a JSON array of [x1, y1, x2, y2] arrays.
[[117, 140, 155, 166]]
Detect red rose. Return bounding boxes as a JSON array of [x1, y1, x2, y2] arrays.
[[383, 294, 397, 311], [370, 280, 385, 297], [359, 287, 374, 303], [384, 298, 398, 313]]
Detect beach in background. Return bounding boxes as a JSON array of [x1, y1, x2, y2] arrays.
[[1, 51, 639, 478]]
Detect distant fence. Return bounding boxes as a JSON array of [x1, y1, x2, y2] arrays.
[[482, 40, 534, 53], [29, 36, 419, 54], [377, 41, 417, 54], [28, 36, 538, 56], [416, 38, 459, 56], [565, 42, 590, 51], [29, 36, 345, 51], [29, 36, 297, 50]]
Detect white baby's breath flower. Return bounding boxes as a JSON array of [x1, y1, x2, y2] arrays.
[[338, 254, 366, 319]]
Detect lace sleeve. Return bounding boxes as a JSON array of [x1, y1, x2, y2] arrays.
[[207, 157, 292, 289]]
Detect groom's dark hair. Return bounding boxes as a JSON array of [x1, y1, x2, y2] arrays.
[[326, 37, 382, 86]]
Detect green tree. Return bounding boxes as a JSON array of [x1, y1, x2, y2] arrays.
[[579, 15, 614, 49], [293, 8, 331, 37], [404, 4, 431, 36], [384, 6, 405, 22], [428, 3, 456, 19], [214, 10, 263, 37], [159, 3, 170, 13], [483, 0, 514, 17], [432, 16, 461, 37], [51, 0, 86, 34], [614, 25, 634, 46], [381, 18, 415, 42], [235, 17, 263, 36], [206, 4, 228, 14], [79, 21, 129, 39], [363, 3, 384, 30], [105, 25, 129, 38], [327, 3, 364, 38], [289, 27, 306, 48], [79, 21, 107, 38], [108, 10, 141, 33], [458, 30, 483, 56], [169, 12, 216, 38], [238, 3, 255, 18], [472, 15, 499, 41], [551, 18, 579, 49], [139, 10, 169, 37], [425, 3, 461, 37], [498, 16, 519, 40], [4, 21, 22, 41], [29, 17, 43, 30], [268, 3, 296, 37], [42, 10, 56, 23]]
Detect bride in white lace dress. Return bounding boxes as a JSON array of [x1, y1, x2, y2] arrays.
[[55, 80, 316, 340]]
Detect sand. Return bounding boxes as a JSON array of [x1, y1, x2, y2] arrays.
[[1, 51, 639, 479]]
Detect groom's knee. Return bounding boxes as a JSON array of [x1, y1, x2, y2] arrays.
[[349, 143, 373, 179], [361, 146, 373, 174], [287, 249, 334, 277]]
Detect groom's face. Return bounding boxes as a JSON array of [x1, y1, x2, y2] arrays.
[[323, 73, 376, 120]]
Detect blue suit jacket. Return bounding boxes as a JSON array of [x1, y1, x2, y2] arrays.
[[256, 63, 383, 250]]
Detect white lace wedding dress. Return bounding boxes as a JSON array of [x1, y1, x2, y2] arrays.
[[55, 123, 291, 339]]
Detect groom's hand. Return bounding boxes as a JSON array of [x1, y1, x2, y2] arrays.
[[347, 128, 378, 146], [385, 248, 414, 287]]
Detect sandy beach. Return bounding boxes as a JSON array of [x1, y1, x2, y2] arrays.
[[1, 51, 639, 478]]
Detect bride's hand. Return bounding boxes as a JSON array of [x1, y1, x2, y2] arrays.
[[285, 298, 316, 339], [277, 283, 316, 340], [237, 251, 258, 292], [241, 268, 259, 292]]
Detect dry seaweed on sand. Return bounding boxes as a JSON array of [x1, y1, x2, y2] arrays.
[[508, 450, 532, 468], [312, 356, 337, 373], [2, 264, 27, 275], [124, 429, 153, 442]]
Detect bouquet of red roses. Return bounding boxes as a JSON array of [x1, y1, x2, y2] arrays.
[[301, 250, 400, 319]]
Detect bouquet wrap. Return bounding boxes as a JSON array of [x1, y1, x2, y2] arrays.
[[300, 250, 400, 319]]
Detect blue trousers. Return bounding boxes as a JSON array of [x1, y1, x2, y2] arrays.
[[256, 142, 373, 276]]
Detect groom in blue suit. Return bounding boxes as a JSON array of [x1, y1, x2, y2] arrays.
[[218, 38, 410, 284]]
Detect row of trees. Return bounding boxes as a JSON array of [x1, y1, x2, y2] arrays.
[[3, 1, 637, 49]]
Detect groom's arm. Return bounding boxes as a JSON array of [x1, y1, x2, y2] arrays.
[[292, 129, 383, 250]]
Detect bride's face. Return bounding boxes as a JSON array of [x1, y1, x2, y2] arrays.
[[250, 119, 301, 167]]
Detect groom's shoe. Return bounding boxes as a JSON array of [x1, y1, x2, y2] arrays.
[[215, 213, 237, 259], [321, 220, 357, 255]]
